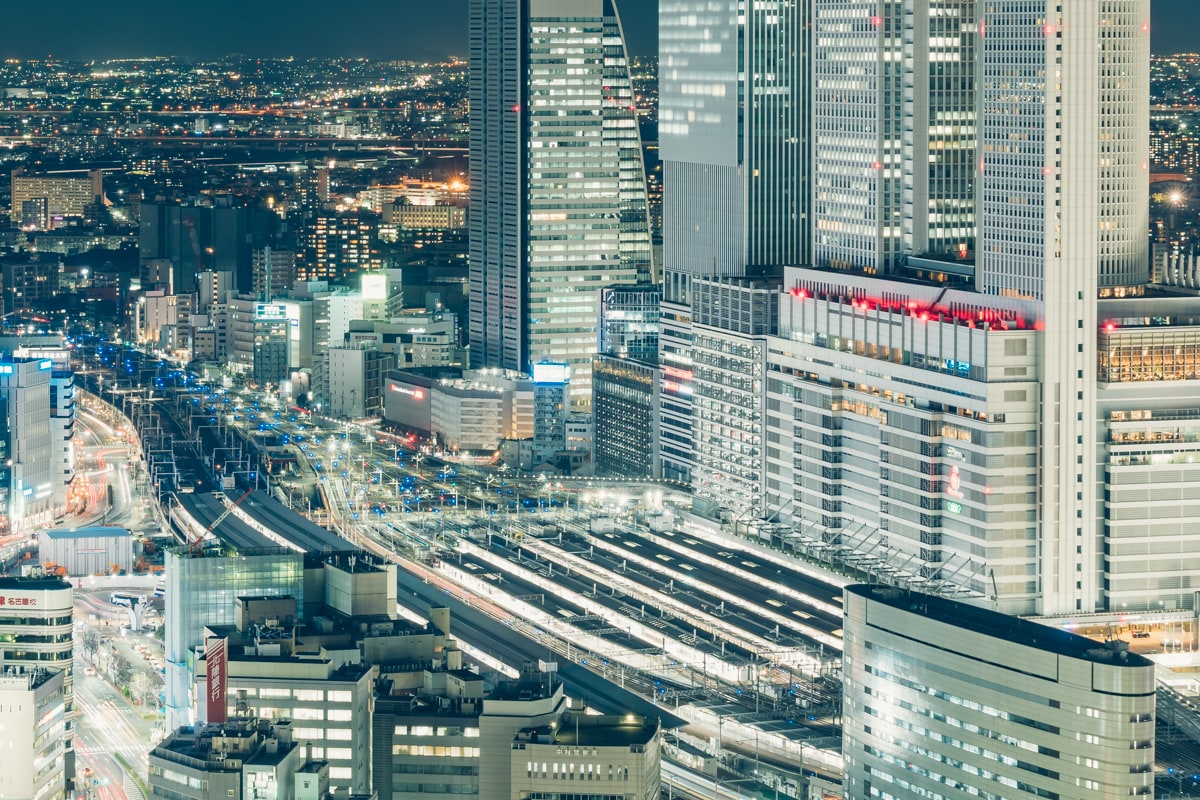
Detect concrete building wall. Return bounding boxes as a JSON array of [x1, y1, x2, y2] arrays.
[[0, 669, 66, 800], [38, 528, 132, 576], [842, 585, 1155, 799]]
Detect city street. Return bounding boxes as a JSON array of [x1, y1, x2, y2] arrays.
[[74, 588, 163, 799]]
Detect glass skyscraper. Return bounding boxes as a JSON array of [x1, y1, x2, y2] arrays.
[[657, 0, 811, 483], [468, 0, 653, 410], [164, 546, 305, 730], [659, 0, 811, 282]]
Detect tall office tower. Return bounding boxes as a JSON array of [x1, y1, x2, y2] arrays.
[[754, 1, 1155, 617], [659, 0, 810, 278], [468, 0, 654, 410], [978, 2, 1149, 300], [0, 358, 55, 532], [908, 0, 978, 269], [0, 575, 75, 790], [140, 203, 281, 296], [811, 1, 906, 274], [842, 585, 1155, 799], [656, 0, 810, 483], [977, 0, 1149, 615], [811, 1, 978, 277]]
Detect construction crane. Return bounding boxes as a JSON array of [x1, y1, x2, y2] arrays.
[[190, 487, 255, 553]]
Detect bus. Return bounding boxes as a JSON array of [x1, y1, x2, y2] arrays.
[[110, 592, 147, 608]]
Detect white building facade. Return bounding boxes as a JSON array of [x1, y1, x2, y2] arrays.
[[0, 576, 75, 789], [0, 358, 55, 531], [842, 584, 1155, 799], [0, 668, 67, 800], [676, 0, 1163, 618]]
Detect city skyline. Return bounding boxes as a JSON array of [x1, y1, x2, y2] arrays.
[[0, 0, 1193, 60]]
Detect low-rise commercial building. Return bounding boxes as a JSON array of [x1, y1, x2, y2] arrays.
[[374, 661, 662, 800], [384, 369, 533, 453], [327, 346, 395, 420], [148, 717, 318, 800], [345, 311, 461, 370], [38, 526, 132, 576]]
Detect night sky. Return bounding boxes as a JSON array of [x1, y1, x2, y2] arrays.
[[0, 1, 1193, 60]]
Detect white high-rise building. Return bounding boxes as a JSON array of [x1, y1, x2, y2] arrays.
[[0, 337, 77, 516], [714, 0, 1161, 617], [469, 0, 653, 410], [977, 0, 1149, 615], [0, 576, 75, 791], [0, 358, 55, 532], [811, 0, 978, 275], [659, 0, 810, 277], [909, 0, 979, 266], [810, 0, 907, 274], [0, 668, 67, 800]]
